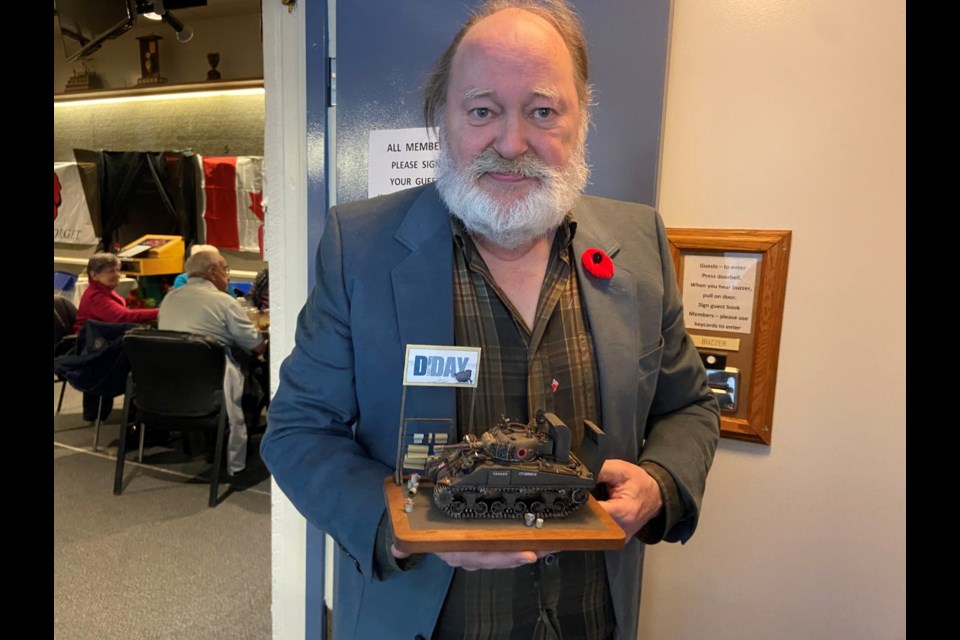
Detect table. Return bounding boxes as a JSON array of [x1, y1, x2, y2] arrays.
[[244, 308, 271, 333]]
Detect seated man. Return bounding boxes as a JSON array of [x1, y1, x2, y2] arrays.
[[158, 249, 267, 476]]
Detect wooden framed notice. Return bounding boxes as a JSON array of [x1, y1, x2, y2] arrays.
[[385, 477, 626, 553], [666, 228, 792, 445]]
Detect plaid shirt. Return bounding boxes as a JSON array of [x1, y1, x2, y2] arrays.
[[433, 216, 615, 640]]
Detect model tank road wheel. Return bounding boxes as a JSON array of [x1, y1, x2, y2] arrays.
[[513, 500, 528, 515], [472, 501, 489, 515], [571, 489, 588, 504], [435, 485, 454, 508], [531, 501, 545, 514], [543, 491, 561, 509], [490, 501, 506, 515], [450, 500, 466, 515]]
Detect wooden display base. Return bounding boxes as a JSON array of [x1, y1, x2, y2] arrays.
[[385, 476, 626, 554]]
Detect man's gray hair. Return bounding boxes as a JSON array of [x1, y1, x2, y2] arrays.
[[185, 249, 223, 277], [422, 0, 592, 132], [86, 252, 120, 277], [189, 243, 220, 257]]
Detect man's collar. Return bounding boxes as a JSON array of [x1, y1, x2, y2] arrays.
[[449, 212, 578, 254], [185, 276, 218, 289]]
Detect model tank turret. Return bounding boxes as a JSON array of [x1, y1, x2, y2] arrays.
[[422, 411, 607, 519]]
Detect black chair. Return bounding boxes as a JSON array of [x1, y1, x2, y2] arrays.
[[53, 296, 78, 414], [54, 319, 138, 450], [113, 329, 231, 508]]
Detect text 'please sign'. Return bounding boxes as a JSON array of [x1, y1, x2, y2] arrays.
[[368, 128, 440, 198]]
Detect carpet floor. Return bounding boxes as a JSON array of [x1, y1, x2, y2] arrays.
[[54, 381, 272, 640]]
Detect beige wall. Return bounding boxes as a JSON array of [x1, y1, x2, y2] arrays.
[[54, 13, 265, 161], [54, 92, 265, 161], [639, 1, 905, 639], [54, 14, 263, 93], [53, 13, 266, 274]]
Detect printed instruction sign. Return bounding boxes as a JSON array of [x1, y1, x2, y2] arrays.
[[402, 344, 481, 387], [682, 253, 760, 334], [368, 128, 441, 197]]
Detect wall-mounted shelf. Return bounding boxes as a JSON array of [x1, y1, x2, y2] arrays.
[[54, 78, 264, 105]]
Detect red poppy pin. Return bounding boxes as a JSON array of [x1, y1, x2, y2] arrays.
[[581, 247, 614, 279]]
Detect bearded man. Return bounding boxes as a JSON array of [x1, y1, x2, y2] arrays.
[[261, 2, 720, 639]]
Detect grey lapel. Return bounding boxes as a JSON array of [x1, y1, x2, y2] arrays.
[[391, 186, 456, 419], [571, 201, 641, 440]]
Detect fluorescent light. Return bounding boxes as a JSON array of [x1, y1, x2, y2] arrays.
[[54, 83, 265, 107], [143, 12, 163, 21], [55, 88, 264, 107]]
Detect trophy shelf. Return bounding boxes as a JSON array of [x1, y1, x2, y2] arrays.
[[54, 78, 264, 103]]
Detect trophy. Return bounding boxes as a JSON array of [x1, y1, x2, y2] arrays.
[[206, 52, 222, 81], [137, 35, 167, 85]]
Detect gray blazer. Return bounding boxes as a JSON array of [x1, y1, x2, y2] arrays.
[[261, 184, 719, 640]]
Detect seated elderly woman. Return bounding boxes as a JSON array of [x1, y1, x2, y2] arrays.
[[73, 252, 159, 422]]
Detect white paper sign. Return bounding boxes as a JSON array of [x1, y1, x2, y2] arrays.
[[682, 254, 760, 334], [368, 128, 440, 197], [403, 344, 481, 387]]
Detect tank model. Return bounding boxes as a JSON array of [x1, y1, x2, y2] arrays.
[[422, 410, 607, 520]]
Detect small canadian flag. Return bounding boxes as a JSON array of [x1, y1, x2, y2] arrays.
[[551, 378, 559, 393]]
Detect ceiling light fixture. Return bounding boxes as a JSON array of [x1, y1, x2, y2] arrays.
[[161, 12, 194, 43], [136, 1, 195, 43]]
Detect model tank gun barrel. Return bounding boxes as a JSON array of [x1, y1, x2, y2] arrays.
[[437, 434, 481, 454]]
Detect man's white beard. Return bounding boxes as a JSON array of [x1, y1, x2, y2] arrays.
[[435, 128, 590, 251]]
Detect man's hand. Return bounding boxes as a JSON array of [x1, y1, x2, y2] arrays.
[[596, 459, 663, 538], [433, 550, 540, 571], [393, 544, 550, 571]]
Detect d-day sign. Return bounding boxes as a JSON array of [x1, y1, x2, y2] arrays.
[[403, 344, 481, 388]]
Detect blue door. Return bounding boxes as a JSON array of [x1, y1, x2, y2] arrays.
[[305, 1, 671, 636]]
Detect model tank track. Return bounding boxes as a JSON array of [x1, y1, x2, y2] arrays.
[[432, 482, 590, 520]]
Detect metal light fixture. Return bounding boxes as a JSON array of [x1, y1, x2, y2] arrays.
[[137, 1, 195, 43], [161, 11, 194, 43]]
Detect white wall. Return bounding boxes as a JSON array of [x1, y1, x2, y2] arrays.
[[639, 1, 905, 639], [262, 2, 310, 638]]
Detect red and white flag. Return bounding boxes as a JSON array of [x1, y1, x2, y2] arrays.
[[53, 162, 98, 245], [200, 155, 265, 257]]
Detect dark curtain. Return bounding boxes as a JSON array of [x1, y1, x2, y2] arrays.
[[90, 150, 200, 252]]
